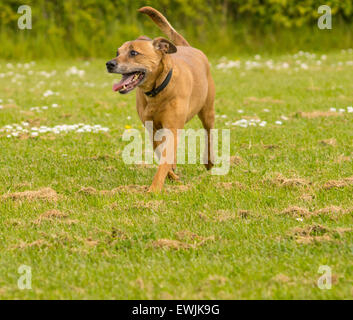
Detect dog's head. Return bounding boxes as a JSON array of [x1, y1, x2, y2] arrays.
[[106, 36, 176, 94]]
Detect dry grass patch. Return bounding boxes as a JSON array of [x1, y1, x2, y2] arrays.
[[316, 206, 344, 215], [207, 275, 228, 285], [151, 239, 192, 250], [230, 155, 243, 165], [262, 144, 279, 150], [281, 205, 348, 220], [39, 209, 68, 219], [319, 138, 337, 146], [2, 188, 59, 201], [34, 209, 69, 224], [281, 206, 311, 218], [78, 183, 192, 195], [289, 224, 352, 244], [152, 231, 215, 250], [11, 240, 49, 250], [323, 177, 353, 189], [300, 194, 314, 202], [335, 155, 351, 163], [272, 274, 291, 283], [85, 238, 99, 247], [270, 173, 309, 187], [78, 187, 98, 195], [290, 225, 332, 244], [297, 111, 343, 119], [176, 230, 215, 245]]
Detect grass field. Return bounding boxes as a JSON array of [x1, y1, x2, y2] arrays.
[[0, 49, 353, 299]]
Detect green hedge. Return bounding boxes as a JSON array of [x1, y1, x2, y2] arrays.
[[0, 0, 352, 58], [2, 0, 352, 28]]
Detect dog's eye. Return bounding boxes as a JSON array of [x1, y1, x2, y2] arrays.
[[130, 50, 139, 57], [116, 51, 119, 57]]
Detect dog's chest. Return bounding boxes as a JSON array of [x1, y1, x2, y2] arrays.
[[139, 103, 164, 128]]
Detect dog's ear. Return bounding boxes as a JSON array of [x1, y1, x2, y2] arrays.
[[152, 37, 177, 54], [136, 35, 152, 41]]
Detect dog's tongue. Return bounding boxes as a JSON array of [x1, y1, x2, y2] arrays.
[[112, 74, 135, 92]]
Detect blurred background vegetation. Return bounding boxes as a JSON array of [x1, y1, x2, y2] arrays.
[[0, 0, 352, 59]]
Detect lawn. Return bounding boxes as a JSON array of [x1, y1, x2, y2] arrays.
[[0, 50, 352, 299]]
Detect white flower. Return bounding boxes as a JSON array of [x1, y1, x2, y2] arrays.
[[43, 90, 54, 97], [329, 107, 337, 112], [263, 108, 270, 112], [275, 121, 283, 125], [31, 132, 38, 137], [65, 66, 85, 77], [296, 218, 303, 222], [237, 109, 244, 113], [338, 108, 345, 113], [347, 106, 353, 113]]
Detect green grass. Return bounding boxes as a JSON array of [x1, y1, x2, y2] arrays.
[[0, 50, 353, 299]]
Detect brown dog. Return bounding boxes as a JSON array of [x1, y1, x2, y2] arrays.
[[106, 6, 215, 192]]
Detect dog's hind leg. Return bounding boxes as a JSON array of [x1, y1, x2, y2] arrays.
[[198, 79, 215, 171]]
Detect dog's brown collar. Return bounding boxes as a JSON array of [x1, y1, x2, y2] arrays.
[[145, 69, 173, 97]]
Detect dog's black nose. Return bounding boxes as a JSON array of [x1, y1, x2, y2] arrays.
[[106, 60, 117, 70]]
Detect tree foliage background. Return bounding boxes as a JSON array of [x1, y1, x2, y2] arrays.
[[0, 0, 352, 59]]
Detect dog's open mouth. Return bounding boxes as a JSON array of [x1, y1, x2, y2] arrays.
[[112, 71, 145, 94]]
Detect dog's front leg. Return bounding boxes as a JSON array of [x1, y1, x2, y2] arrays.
[[148, 127, 178, 192]]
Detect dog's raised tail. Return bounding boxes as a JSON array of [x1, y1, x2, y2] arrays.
[[138, 6, 190, 47]]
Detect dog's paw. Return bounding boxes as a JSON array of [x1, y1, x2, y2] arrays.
[[204, 162, 214, 171], [167, 170, 180, 181], [147, 185, 161, 193]]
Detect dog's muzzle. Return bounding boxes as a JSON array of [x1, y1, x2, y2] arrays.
[[106, 60, 117, 72]]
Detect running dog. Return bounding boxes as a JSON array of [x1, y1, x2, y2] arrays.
[[106, 6, 215, 192]]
